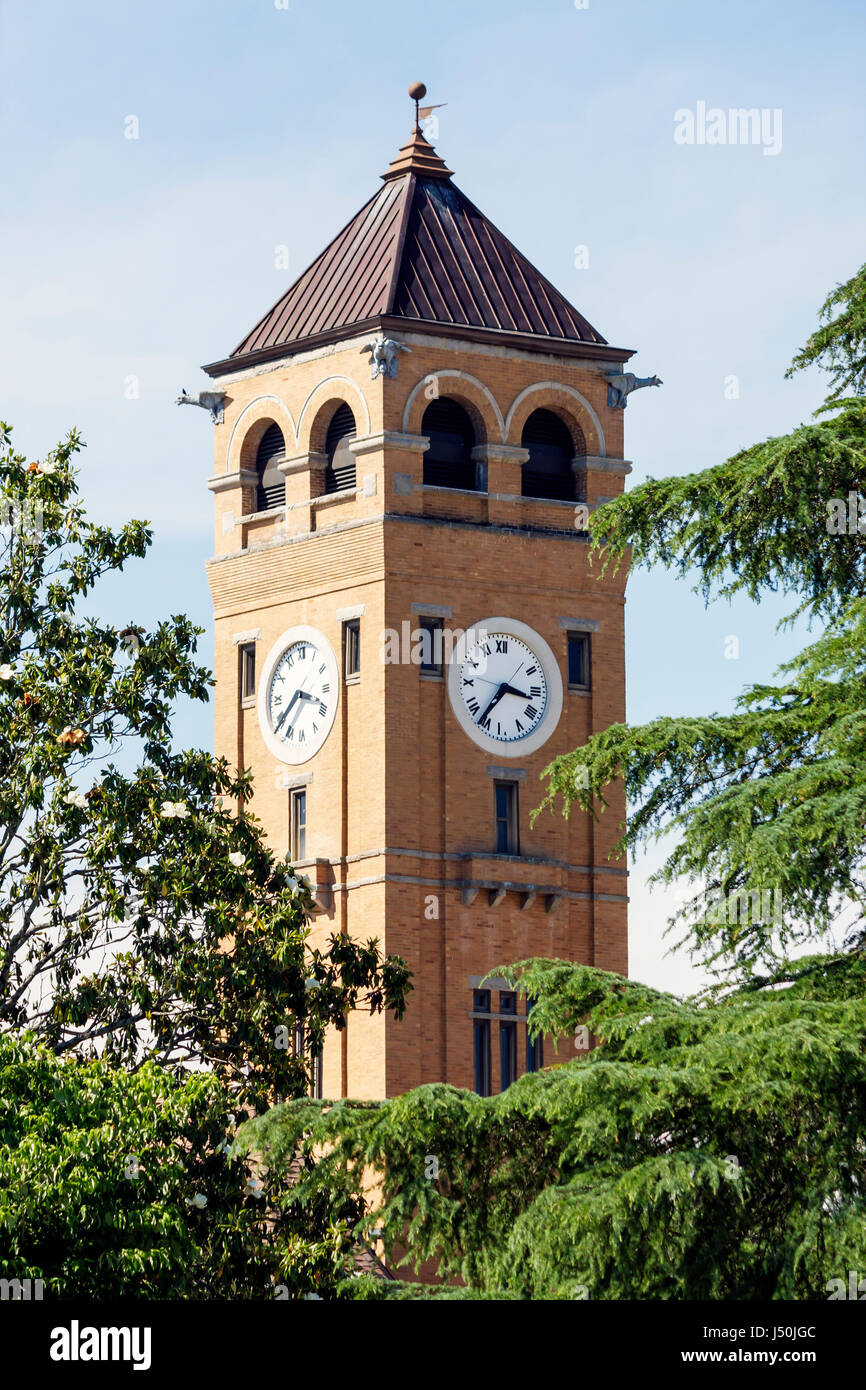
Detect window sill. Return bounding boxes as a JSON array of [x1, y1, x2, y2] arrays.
[[344, 674, 361, 686], [568, 685, 592, 695], [241, 697, 256, 709], [419, 671, 444, 682]]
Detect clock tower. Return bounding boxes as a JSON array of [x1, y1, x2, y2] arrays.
[[201, 90, 635, 1101]]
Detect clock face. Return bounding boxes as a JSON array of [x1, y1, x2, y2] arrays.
[[458, 633, 548, 742], [257, 626, 338, 765], [447, 616, 563, 757]]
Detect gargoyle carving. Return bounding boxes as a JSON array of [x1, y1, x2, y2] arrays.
[[606, 372, 662, 410], [176, 388, 226, 424], [360, 338, 412, 380]]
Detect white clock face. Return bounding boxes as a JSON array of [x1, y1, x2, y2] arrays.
[[447, 616, 563, 757], [258, 626, 338, 764], [458, 633, 548, 742]]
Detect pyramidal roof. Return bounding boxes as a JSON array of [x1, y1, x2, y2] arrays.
[[204, 115, 627, 377]]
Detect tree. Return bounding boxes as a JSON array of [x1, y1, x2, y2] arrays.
[[236, 264, 866, 1298], [238, 953, 866, 1299], [538, 262, 866, 975], [0, 423, 410, 1111], [0, 1031, 366, 1299]]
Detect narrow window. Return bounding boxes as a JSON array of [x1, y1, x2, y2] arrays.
[[494, 781, 519, 855], [500, 1019, 517, 1090], [239, 642, 256, 701], [474, 1020, 491, 1096], [344, 619, 361, 680], [419, 616, 444, 676], [567, 632, 591, 690], [526, 995, 544, 1073], [294, 1024, 323, 1099], [289, 787, 306, 861], [473, 988, 491, 1097], [310, 1043, 323, 1100], [520, 409, 582, 502]]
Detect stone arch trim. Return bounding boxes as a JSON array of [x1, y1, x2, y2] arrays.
[[401, 369, 505, 444], [505, 382, 606, 458], [226, 396, 297, 475], [296, 376, 371, 453]]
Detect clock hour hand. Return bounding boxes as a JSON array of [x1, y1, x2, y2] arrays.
[[501, 683, 530, 700]]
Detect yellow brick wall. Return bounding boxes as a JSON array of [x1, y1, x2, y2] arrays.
[[207, 328, 629, 1101]]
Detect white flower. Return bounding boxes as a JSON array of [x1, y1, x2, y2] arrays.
[[286, 875, 300, 893], [244, 1177, 265, 1199], [39, 460, 57, 475], [305, 976, 321, 991], [0, 664, 13, 681], [64, 791, 87, 809], [228, 851, 246, 868], [185, 1193, 208, 1210], [160, 800, 189, 819]]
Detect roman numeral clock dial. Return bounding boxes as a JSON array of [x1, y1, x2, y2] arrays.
[[447, 616, 564, 757], [257, 625, 339, 764]]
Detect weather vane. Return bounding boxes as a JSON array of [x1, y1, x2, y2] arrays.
[[408, 81, 446, 133]]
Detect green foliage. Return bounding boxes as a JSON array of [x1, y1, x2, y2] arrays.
[[0, 1032, 273, 1297], [240, 261, 866, 1301], [0, 425, 410, 1110], [241, 955, 866, 1299], [535, 265, 866, 973]]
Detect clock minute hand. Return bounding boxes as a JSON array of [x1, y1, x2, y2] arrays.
[[501, 683, 530, 699]]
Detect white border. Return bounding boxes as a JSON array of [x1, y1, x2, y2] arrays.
[[257, 625, 339, 766], [446, 616, 563, 758]]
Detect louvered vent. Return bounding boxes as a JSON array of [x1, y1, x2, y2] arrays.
[[324, 403, 357, 494], [520, 409, 581, 502], [255, 421, 287, 511], [422, 398, 477, 491]]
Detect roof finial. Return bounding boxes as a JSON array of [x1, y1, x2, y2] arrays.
[[408, 81, 427, 132]]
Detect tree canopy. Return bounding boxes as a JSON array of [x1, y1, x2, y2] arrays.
[[0, 422, 410, 1111]]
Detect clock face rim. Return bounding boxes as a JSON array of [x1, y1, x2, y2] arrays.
[[257, 625, 339, 766], [446, 615, 563, 757]]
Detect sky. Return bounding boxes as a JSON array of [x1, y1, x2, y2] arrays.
[[2, 0, 864, 994]]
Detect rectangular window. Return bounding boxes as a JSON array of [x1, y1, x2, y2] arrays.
[[419, 616, 444, 676], [239, 642, 256, 701], [344, 619, 361, 680], [294, 1024, 323, 1099], [567, 632, 591, 690], [500, 1020, 517, 1090], [494, 781, 519, 855], [289, 787, 306, 861], [310, 1044, 323, 1100], [526, 996, 544, 1073], [474, 1019, 491, 1096]]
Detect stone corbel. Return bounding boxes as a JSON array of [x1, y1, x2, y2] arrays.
[[544, 893, 563, 915], [207, 469, 258, 493], [279, 451, 328, 477], [488, 886, 507, 909], [520, 890, 536, 911], [462, 885, 480, 906]]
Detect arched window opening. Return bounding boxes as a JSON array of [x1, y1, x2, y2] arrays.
[[421, 398, 478, 491], [520, 409, 580, 501], [255, 422, 287, 512], [324, 403, 357, 494]]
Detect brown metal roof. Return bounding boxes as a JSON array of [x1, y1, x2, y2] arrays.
[[206, 126, 615, 376]]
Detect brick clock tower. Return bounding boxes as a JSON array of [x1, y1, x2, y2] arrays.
[[200, 89, 634, 1102]]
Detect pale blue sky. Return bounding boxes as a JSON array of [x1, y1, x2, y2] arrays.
[[2, 0, 864, 991]]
